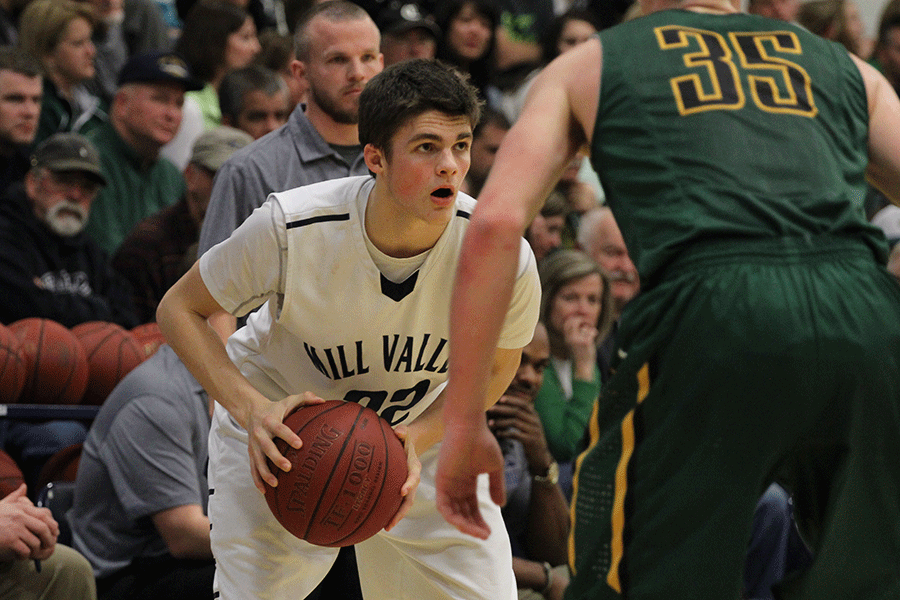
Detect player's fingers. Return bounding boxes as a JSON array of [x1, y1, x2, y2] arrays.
[[248, 442, 278, 491], [271, 421, 303, 450], [436, 486, 491, 540], [385, 474, 418, 532], [285, 391, 325, 410]]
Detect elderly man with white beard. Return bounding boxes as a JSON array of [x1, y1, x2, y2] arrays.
[[0, 132, 138, 328]]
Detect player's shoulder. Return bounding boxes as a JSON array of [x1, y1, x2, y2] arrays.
[[454, 190, 478, 218], [272, 175, 372, 224]]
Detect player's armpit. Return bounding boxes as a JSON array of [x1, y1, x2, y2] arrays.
[[485, 347, 523, 410]]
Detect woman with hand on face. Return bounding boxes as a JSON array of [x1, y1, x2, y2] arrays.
[[533, 249, 614, 498], [19, 0, 108, 144]]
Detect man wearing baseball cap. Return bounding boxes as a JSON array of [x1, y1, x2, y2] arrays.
[[376, 1, 439, 66], [113, 126, 253, 324], [83, 51, 203, 256], [0, 131, 138, 327]]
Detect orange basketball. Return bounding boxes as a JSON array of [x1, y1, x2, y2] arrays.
[[0, 449, 24, 498], [131, 322, 167, 358], [9, 318, 88, 405], [72, 321, 145, 405], [264, 401, 407, 547], [0, 322, 26, 403]]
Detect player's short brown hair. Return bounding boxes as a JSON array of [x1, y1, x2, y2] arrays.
[[358, 58, 482, 156]]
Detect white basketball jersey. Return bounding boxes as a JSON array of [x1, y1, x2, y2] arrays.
[[200, 176, 540, 427]]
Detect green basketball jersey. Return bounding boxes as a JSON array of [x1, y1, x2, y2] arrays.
[[592, 10, 887, 288]]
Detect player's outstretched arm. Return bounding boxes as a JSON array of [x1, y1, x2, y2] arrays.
[[157, 263, 323, 493], [855, 54, 900, 206], [438, 39, 601, 538]]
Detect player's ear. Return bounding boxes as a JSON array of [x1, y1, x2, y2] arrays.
[[364, 143, 385, 174]]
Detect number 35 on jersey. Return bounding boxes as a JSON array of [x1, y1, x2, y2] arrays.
[[656, 26, 818, 118]]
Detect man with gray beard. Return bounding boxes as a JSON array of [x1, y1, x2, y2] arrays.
[[0, 132, 138, 327]]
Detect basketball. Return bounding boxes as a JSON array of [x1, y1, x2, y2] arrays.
[[10, 318, 89, 405], [264, 400, 407, 547], [0, 449, 24, 498], [72, 322, 146, 405], [131, 322, 167, 358], [0, 323, 26, 403]]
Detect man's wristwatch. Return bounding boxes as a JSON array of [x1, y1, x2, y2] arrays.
[[532, 460, 559, 486]]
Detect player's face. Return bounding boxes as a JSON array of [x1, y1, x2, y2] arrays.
[[234, 89, 290, 139], [117, 82, 184, 148], [299, 16, 383, 125], [549, 273, 603, 339], [224, 17, 261, 71], [0, 70, 42, 147], [47, 17, 96, 86], [505, 324, 550, 402], [591, 215, 639, 309], [371, 110, 472, 225]]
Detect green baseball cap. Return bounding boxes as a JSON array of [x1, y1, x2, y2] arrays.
[[30, 133, 106, 186]]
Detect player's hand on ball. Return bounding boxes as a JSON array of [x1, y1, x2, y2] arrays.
[[247, 391, 325, 494], [385, 425, 421, 531], [436, 418, 505, 540]]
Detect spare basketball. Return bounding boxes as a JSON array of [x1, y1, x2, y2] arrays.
[[72, 321, 145, 405], [131, 322, 167, 358], [10, 318, 88, 405], [0, 323, 26, 403], [264, 400, 407, 547], [0, 449, 24, 498]]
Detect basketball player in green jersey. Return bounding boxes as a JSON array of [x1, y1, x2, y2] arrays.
[[436, 0, 900, 598]]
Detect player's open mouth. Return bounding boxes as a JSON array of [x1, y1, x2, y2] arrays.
[[431, 187, 453, 199]]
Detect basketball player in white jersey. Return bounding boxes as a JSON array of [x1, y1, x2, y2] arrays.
[[157, 58, 540, 600]]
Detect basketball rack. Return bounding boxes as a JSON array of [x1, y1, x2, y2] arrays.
[[0, 404, 101, 421]]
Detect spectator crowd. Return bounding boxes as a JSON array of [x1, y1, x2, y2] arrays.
[[0, 0, 898, 599]]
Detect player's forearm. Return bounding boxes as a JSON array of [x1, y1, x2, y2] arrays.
[[445, 211, 523, 427], [157, 267, 267, 428]]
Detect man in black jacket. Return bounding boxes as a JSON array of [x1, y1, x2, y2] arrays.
[[0, 132, 138, 328]]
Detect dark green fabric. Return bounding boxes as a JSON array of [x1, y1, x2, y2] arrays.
[[567, 237, 900, 600], [85, 122, 184, 255], [591, 10, 886, 290]]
